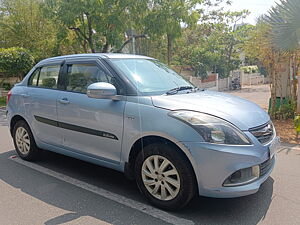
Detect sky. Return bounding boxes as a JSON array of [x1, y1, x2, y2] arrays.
[[226, 0, 279, 24]]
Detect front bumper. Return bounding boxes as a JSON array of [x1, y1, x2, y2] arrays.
[[181, 135, 278, 198]]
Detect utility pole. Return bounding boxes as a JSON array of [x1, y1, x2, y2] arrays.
[[126, 29, 136, 54]]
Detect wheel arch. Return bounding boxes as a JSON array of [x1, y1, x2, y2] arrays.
[[10, 115, 30, 136], [124, 135, 198, 186]]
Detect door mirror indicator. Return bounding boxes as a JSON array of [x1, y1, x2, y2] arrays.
[[87, 82, 118, 100]]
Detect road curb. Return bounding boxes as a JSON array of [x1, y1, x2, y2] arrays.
[[280, 143, 300, 151]]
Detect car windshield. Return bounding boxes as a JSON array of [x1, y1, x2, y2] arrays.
[[110, 58, 194, 95]]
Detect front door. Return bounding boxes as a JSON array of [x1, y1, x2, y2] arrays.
[[57, 60, 125, 164]]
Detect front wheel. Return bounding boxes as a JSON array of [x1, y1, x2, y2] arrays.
[[135, 143, 196, 210], [12, 120, 40, 161]]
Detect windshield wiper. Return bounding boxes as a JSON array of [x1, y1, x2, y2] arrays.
[[166, 86, 195, 95]]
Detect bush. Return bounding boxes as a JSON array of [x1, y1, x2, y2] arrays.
[[2, 83, 12, 91], [0, 47, 34, 80], [295, 115, 300, 136], [240, 65, 259, 74], [0, 97, 6, 107], [269, 97, 296, 119]]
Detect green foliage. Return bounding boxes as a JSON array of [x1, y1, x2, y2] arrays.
[[240, 65, 259, 74], [295, 115, 300, 133], [173, 11, 252, 78], [265, 0, 300, 51], [277, 101, 296, 119], [142, 0, 202, 63], [2, 83, 12, 90], [269, 98, 296, 119], [0, 97, 6, 107], [0, 0, 253, 80], [0, 47, 34, 79], [43, 0, 146, 53], [0, 0, 59, 60]]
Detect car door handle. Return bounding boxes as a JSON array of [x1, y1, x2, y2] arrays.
[[21, 94, 30, 98], [58, 98, 70, 104]]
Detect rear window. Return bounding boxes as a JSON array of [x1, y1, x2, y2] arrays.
[[38, 65, 60, 89], [28, 68, 40, 86], [28, 65, 60, 89]]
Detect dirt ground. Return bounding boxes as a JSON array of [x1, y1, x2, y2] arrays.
[[227, 84, 299, 144], [273, 119, 298, 144]]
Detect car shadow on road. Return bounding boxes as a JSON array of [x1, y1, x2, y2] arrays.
[[0, 150, 274, 225], [177, 178, 274, 225]]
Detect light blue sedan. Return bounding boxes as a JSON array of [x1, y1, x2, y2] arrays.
[[6, 53, 279, 210]]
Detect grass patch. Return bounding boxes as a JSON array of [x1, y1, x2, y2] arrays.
[[0, 96, 6, 107]]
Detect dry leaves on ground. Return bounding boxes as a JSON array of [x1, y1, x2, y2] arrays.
[[273, 119, 299, 144]]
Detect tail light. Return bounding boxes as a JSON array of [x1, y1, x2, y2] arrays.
[[6, 90, 12, 105]]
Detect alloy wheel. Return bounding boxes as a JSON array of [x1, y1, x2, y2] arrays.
[[141, 155, 181, 201], [15, 127, 31, 155]]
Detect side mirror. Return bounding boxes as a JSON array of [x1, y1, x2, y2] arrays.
[[87, 82, 118, 99]]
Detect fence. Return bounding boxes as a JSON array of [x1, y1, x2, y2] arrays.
[[184, 70, 268, 92], [0, 76, 19, 97], [231, 70, 269, 86]]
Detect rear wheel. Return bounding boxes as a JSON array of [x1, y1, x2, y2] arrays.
[[13, 120, 40, 161], [135, 143, 196, 210]]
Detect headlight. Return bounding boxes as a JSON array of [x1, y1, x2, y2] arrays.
[[169, 111, 251, 145]]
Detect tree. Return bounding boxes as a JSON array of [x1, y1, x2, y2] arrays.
[[0, 0, 58, 60], [0, 47, 34, 83], [265, 0, 300, 113], [266, 0, 300, 51], [43, 0, 146, 53], [142, 0, 202, 65], [244, 21, 295, 118], [172, 10, 251, 78]]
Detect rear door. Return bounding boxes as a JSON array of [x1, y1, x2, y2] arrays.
[[56, 59, 126, 164], [24, 62, 64, 146]]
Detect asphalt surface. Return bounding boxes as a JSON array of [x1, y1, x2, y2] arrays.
[[0, 108, 300, 225], [227, 85, 271, 110]]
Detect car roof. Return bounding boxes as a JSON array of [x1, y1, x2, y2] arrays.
[[37, 53, 153, 66]]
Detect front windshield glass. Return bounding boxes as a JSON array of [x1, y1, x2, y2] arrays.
[[111, 58, 194, 95]]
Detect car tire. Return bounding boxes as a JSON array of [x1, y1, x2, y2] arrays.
[[12, 120, 40, 161], [135, 142, 196, 210]]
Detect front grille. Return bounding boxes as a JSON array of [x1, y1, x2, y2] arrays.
[[249, 122, 275, 144], [260, 157, 275, 177]]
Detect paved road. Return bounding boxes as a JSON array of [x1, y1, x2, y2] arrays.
[[0, 109, 300, 225], [227, 85, 271, 110]]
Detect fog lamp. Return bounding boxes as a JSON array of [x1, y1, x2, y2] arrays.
[[223, 165, 260, 187]]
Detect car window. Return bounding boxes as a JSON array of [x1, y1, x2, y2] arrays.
[[66, 64, 114, 93], [111, 59, 193, 95], [28, 68, 40, 86], [37, 65, 60, 89]]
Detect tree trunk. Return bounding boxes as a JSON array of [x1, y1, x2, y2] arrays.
[[294, 55, 299, 112], [270, 71, 276, 117], [167, 34, 172, 65], [101, 42, 109, 53], [270, 59, 277, 118], [297, 76, 300, 114], [86, 13, 95, 53], [83, 40, 88, 53], [88, 38, 95, 53], [115, 34, 147, 53]]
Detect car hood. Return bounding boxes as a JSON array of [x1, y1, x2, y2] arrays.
[[151, 90, 270, 130]]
